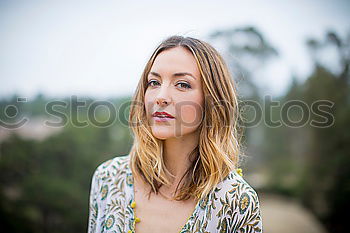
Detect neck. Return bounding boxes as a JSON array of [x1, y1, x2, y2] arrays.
[[162, 130, 199, 192]]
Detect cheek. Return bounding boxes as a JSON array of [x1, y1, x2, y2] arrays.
[[144, 93, 153, 114], [177, 98, 204, 125]]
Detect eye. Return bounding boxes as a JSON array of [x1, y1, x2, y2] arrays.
[[147, 80, 160, 87], [176, 82, 191, 89]]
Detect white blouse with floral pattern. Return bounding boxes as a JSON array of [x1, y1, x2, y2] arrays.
[[87, 155, 263, 233]]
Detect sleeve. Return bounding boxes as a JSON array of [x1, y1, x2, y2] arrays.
[[87, 167, 101, 233], [235, 188, 263, 233]]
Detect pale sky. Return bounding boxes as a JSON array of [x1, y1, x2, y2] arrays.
[[0, 0, 349, 99]]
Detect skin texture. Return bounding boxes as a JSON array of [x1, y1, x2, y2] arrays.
[[135, 46, 204, 233], [145, 46, 204, 140], [144, 46, 204, 185]]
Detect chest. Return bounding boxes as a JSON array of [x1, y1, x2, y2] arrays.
[[133, 184, 197, 233]]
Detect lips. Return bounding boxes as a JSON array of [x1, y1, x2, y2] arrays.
[[152, 111, 175, 118]]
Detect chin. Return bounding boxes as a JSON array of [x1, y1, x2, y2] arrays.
[[151, 127, 199, 140], [151, 129, 175, 140]]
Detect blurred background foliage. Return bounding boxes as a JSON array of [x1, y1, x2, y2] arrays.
[[0, 26, 349, 233]]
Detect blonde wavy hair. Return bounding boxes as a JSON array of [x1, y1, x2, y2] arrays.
[[128, 35, 243, 202]]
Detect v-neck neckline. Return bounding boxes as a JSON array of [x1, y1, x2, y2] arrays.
[[126, 160, 202, 233]]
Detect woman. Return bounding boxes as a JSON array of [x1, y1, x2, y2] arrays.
[[88, 35, 263, 233]]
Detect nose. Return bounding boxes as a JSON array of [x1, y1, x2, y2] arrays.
[[155, 86, 172, 107], [156, 97, 170, 107]]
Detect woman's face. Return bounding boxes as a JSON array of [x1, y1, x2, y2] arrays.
[[144, 46, 204, 140]]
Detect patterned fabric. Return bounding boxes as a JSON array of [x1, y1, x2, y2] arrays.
[[87, 155, 263, 233]]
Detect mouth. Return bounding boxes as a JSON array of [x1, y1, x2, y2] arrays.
[[152, 111, 175, 122], [152, 111, 175, 119]]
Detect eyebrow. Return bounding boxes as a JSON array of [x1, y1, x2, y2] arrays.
[[148, 71, 196, 80]]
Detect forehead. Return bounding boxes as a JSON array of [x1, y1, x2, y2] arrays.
[[150, 47, 201, 77]]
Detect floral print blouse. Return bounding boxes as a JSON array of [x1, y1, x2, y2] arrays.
[[87, 155, 263, 233]]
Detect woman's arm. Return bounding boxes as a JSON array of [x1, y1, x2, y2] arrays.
[[235, 189, 263, 232], [215, 171, 263, 233], [87, 168, 101, 233]]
